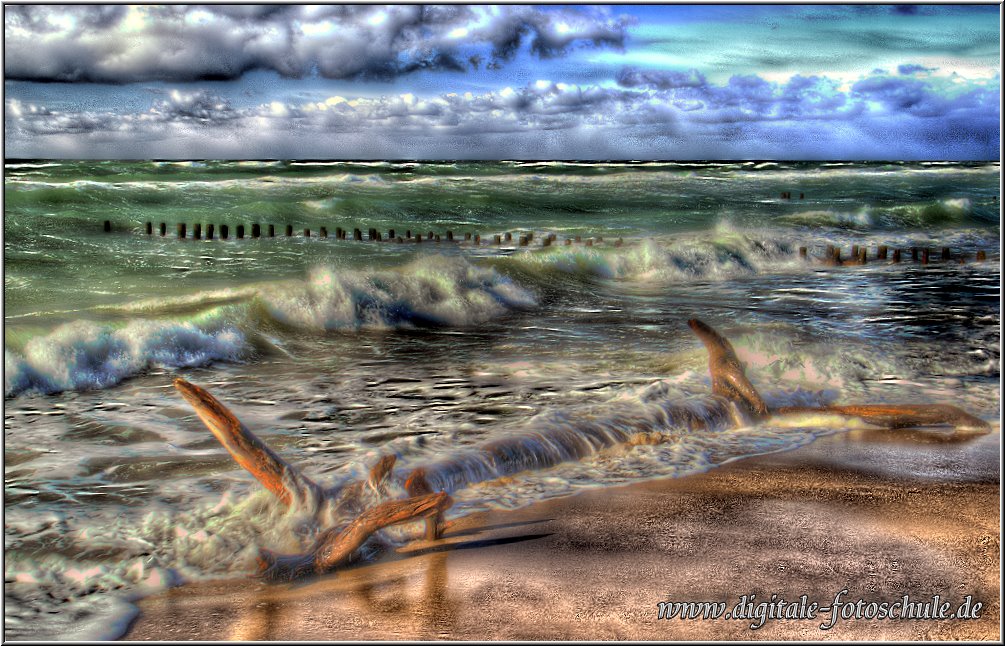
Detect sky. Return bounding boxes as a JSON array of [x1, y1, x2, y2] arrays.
[[3, 3, 1001, 160]]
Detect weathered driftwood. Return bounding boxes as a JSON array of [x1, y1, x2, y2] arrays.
[[687, 319, 770, 422], [774, 404, 990, 430], [174, 378, 325, 506], [689, 319, 989, 431], [404, 467, 445, 540], [331, 453, 398, 515], [174, 318, 988, 581], [175, 379, 452, 580], [368, 454, 397, 493], [255, 492, 452, 582]]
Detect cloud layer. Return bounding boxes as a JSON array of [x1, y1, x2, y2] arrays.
[[4, 5, 998, 159], [4, 5, 631, 82], [7, 70, 998, 160]]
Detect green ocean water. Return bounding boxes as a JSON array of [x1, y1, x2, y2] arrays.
[[3, 160, 1000, 639], [4, 160, 1000, 321]]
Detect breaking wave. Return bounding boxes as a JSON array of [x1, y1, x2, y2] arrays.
[[4, 321, 245, 397], [505, 229, 798, 282], [256, 255, 536, 331], [4, 256, 537, 397], [779, 198, 979, 230]]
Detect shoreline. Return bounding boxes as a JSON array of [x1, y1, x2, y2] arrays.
[[121, 426, 1000, 641]]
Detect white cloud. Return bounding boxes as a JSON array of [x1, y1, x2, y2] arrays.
[[5, 71, 999, 160]]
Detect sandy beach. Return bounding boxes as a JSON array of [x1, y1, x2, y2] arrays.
[[122, 426, 1000, 641]]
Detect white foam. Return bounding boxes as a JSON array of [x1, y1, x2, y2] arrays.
[[511, 233, 797, 283], [5, 320, 245, 397], [258, 255, 537, 331]]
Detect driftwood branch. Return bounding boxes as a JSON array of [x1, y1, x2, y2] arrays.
[[174, 378, 325, 506], [255, 492, 453, 582], [689, 319, 989, 432], [688, 318, 770, 421], [774, 404, 990, 430], [405, 468, 445, 540], [368, 454, 397, 494]]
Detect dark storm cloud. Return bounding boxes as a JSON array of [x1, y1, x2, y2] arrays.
[[850, 76, 995, 119], [617, 69, 856, 122], [150, 90, 241, 122], [616, 68, 707, 90], [898, 63, 937, 75], [4, 5, 632, 83]]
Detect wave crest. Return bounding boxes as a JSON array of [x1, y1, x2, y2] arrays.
[[257, 255, 537, 331], [510, 233, 795, 282], [5, 320, 245, 397], [780, 198, 974, 230]]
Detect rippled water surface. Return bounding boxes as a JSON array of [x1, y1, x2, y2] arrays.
[[4, 160, 1000, 639]]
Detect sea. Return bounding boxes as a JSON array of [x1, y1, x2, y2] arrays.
[[3, 160, 1000, 639]]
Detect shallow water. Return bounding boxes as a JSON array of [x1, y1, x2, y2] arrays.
[[4, 160, 1000, 639]]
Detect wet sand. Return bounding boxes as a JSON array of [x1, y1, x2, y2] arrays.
[[123, 427, 1000, 641]]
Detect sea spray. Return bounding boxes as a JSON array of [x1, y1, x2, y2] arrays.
[[4, 320, 245, 397], [256, 255, 537, 331], [508, 232, 796, 282], [779, 198, 980, 230]]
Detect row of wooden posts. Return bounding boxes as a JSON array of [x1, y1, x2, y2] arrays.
[[799, 244, 988, 264], [102, 220, 990, 262], [103, 220, 625, 247]]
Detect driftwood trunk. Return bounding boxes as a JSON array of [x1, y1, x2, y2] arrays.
[[688, 319, 988, 431]]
